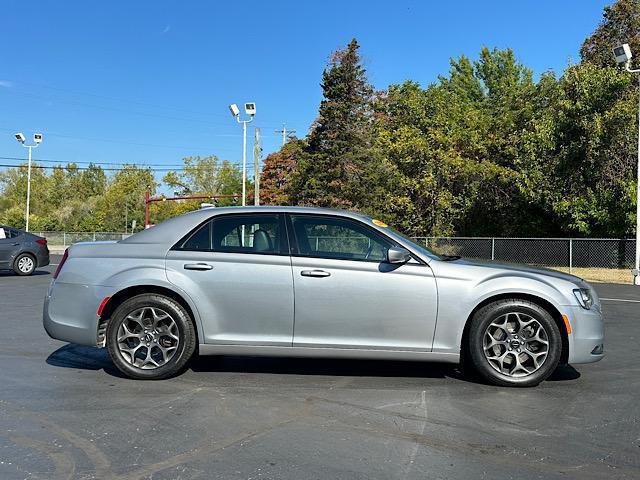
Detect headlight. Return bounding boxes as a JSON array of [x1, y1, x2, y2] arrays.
[[573, 288, 593, 310]]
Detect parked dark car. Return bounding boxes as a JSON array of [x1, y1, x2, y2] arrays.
[[0, 225, 50, 275]]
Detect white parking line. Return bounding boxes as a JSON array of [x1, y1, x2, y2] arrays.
[[600, 297, 640, 303]]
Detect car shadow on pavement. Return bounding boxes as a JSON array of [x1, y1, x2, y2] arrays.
[[0, 270, 50, 277], [547, 364, 581, 381], [190, 355, 473, 382], [46, 344, 582, 385], [46, 343, 127, 378]]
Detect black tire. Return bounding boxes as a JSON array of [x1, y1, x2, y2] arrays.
[[106, 294, 196, 380], [13, 253, 36, 276], [466, 298, 562, 387]]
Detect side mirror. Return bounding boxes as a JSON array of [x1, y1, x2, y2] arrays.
[[387, 247, 411, 264]]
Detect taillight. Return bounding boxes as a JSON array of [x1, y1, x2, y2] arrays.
[[53, 249, 69, 279], [36, 238, 47, 246]]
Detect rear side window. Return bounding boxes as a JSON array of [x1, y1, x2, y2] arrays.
[[176, 214, 286, 255], [0, 228, 21, 239], [180, 221, 212, 251]]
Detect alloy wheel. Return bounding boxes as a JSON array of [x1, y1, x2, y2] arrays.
[[483, 312, 549, 377], [116, 307, 180, 369]]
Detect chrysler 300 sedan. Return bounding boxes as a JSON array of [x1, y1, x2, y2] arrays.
[[43, 207, 604, 386]]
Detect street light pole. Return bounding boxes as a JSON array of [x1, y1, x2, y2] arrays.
[[25, 145, 34, 232], [228, 103, 256, 207], [613, 44, 640, 285], [14, 133, 42, 232], [242, 119, 247, 206], [624, 63, 640, 285]]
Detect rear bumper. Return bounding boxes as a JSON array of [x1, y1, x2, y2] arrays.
[[43, 281, 113, 346], [37, 247, 50, 267], [566, 305, 605, 364]]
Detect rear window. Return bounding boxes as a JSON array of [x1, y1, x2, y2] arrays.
[[175, 214, 286, 255]]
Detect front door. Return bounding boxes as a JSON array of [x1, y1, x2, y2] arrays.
[[166, 213, 294, 346], [288, 214, 438, 351]]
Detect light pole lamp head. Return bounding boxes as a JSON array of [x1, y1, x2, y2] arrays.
[[33, 133, 43, 144], [244, 102, 256, 117], [229, 103, 240, 117], [14, 132, 25, 144], [613, 44, 632, 65]]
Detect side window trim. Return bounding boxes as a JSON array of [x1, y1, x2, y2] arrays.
[[285, 213, 398, 263]]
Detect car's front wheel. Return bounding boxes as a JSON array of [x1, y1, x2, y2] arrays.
[[467, 298, 562, 387], [106, 294, 196, 380], [13, 253, 36, 275]]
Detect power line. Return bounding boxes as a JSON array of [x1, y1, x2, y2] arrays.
[[9, 80, 292, 127], [0, 155, 253, 168], [6, 89, 290, 131], [0, 162, 255, 173]]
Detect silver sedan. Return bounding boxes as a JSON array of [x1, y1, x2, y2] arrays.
[[43, 207, 604, 386]]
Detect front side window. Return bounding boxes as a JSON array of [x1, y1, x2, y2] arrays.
[[176, 214, 284, 255], [290, 215, 393, 262]]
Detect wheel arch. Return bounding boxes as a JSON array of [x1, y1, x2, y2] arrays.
[[460, 292, 569, 366], [97, 284, 201, 347]]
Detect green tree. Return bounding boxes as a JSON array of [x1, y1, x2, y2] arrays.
[[374, 48, 543, 236], [99, 165, 157, 232], [520, 63, 637, 236], [163, 155, 242, 207], [581, 0, 640, 67]]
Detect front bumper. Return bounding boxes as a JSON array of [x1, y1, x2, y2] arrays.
[[43, 281, 113, 346], [566, 305, 605, 364]]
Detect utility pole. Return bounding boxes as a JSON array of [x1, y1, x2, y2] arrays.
[[275, 124, 296, 147], [254, 128, 261, 206]]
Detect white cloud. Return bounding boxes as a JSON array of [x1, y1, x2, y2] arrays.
[[0, 80, 13, 88]]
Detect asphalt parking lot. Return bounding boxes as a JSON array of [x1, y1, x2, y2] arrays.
[[0, 257, 639, 480]]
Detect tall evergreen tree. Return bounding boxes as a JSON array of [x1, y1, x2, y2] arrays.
[[291, 39, 381, 209]]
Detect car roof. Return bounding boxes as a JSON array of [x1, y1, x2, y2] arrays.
[[121, 206, 374, 245]]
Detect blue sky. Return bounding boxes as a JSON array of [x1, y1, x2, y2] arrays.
[[1, 0, 610, 193]]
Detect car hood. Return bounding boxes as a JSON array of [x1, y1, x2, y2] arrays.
[[448, 257, 584, 285]]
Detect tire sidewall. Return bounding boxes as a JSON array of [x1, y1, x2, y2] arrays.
[[468, 300, 562, 387], [106, 294, 196, 380], [14, 253, 36, 276]]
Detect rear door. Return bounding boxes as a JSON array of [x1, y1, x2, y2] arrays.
[[0, 227, 20, 266], [288, 214, 438, 351], [165, 213, 295, 346]]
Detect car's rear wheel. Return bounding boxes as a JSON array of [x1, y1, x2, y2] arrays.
[[106, 294, 196, 380], [467, 298, 562, 387], [13, 253, 36, 276]]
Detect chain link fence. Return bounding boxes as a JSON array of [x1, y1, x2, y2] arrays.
[[34, 231, 131, 247], [415, 237, 637, 284], [36, 231, 637, 284]]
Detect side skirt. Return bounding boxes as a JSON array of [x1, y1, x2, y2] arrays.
[[198, 344, 460, 363]]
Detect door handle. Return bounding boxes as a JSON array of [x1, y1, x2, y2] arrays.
[[300, 269, 331, 278], [183, 263, 213, 271], [11, 243, 19, 246]]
